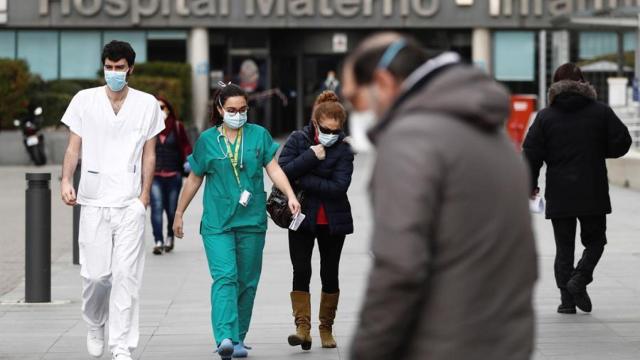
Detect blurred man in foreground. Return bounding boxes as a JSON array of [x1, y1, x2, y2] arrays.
[[344, 32, 538, 360]]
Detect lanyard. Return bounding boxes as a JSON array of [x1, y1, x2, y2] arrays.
[[222, 127, 243, 186]]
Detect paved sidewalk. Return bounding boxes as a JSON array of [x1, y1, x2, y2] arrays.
[[1, 155, 640, 359], [0, 165, 73, 296]]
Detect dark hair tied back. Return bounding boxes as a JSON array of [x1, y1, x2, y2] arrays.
[[212, 83, 248, 125]]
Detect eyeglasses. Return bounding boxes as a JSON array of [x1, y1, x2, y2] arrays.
[[318, 124, 341, 135], [224, 107, 249, 116]]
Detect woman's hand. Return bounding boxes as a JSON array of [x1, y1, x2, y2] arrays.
[[310, 144, 326, 160], [288, 196, 301, 216], [173, 212, 184, 239], [266, 159, 301, 214]]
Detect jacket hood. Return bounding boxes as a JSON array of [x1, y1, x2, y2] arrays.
[[378, 65, 511, 138], [548, 80, 597, 109]]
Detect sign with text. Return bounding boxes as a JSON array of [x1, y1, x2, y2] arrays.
[[3, 0, 636, 28]]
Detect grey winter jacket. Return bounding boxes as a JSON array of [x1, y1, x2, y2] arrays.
[[351, 64, 538, 360]]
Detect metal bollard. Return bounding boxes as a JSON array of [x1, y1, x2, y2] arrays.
[[72, 162, 81, 265], [25, 173, 51, 303]]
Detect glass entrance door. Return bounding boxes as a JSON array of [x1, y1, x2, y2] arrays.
[[302, 55, 345, 122]]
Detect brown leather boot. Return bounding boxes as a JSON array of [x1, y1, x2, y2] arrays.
[[288, 291, 312, 350], [319, 291, 339, 348]]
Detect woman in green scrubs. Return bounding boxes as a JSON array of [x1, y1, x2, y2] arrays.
[[173, 83, 300, 360]]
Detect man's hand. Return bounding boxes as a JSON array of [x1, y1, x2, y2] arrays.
[[530, 187, 540, 200], [310, 144, 326, 160], [173, 212, 184, 239], [61, 179, 77, 206], [139, 193, 150, 208]]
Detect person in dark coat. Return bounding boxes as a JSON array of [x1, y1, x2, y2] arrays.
[[523, 63, 632, 314], [278, 90, 354, 351], [151, 96, 192, 255]]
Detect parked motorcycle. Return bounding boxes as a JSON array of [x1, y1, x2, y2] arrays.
[[13, 106, 47, 166]]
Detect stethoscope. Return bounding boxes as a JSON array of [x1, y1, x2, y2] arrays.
[[215, 128, 245, 170]]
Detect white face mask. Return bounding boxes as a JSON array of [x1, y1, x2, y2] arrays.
[[105, 70, 127, 92], [348, 110, 377, 153], [318, 129, 340, 147], [223, 111, 248, 129]]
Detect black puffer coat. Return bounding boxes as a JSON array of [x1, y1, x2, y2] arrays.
[[278, 124, 354, 235], [523, 80, 632, 219]]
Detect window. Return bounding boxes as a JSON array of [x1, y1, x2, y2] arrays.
[[624, 32, 636, 52], [17, 31, 59, 80], [60, 31, 102, 79], [0, 30, 15, 59], [578, 32, 617, 60], [103, 31, 147, 63], [147, 31, 187, 63], [493, 31, 535, 81], [147, 30, 187, 41]]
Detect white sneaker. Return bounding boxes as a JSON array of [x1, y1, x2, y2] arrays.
[[153, 241, 164, 255], [86, 327, 105, 357], [112, 354, 133, 360]]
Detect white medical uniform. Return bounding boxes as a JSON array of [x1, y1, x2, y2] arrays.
[[62, 86, 164, 357]]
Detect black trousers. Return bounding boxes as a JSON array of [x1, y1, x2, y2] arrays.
[[289, 225, 345, 294], [551, 215, 607, 289]]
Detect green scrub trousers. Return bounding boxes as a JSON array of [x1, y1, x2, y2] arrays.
[[203, 231, 265, 344]]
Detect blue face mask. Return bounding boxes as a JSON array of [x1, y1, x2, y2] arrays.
[[223, 111, 248, 129], [318, 129, 339, 147], [105, 70, 128, 92]]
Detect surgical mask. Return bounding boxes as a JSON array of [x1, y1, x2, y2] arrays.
[[105, 70, 127, 92], [318, 130, 339, 147], [161, 111, 168, 121], [348, 110, 376, 153], [223, 111, 248, 129]]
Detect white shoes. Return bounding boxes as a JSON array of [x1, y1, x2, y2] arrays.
[[86, 327, 105, 357], [112, 354, 133, 360]]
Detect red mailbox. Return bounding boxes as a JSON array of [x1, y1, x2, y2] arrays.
[[507, 95, 537, 151]]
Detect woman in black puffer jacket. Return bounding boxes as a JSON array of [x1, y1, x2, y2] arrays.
[[278, 91, 354, 351]]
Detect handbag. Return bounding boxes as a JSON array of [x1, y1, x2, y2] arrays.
[[266, 130, 310, 229], [266, 186, 304, 229]]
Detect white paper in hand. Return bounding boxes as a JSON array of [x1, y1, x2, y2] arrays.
[[289, 213, 306, 231], [529, 196, 545, 214]]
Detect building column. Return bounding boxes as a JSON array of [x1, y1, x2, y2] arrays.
[[188, 27, 210, 131], [636, 14, 640, 82], [472, 28, 491, 75], [538, 30, 547, 109], [551, 30, 570, 74]]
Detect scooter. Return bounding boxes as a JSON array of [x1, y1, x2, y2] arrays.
[[13, 106, 47, 166]]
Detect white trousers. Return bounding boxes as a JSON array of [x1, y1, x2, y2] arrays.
[[79, 200, 147, 357]]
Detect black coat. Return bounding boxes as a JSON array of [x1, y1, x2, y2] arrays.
[[278, 124, 354, 235], [523, 80, 632, 219]]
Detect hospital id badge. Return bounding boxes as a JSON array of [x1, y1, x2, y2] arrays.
[[239, 190, 252, 207]]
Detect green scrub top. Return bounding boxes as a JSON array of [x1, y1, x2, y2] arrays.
[[188, 123, 279, 235]]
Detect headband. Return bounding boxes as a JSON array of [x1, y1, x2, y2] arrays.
[[377, 39, 407, 69]]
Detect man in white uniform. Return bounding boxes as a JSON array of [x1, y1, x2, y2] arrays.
[[60, 40, 164, 360]]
